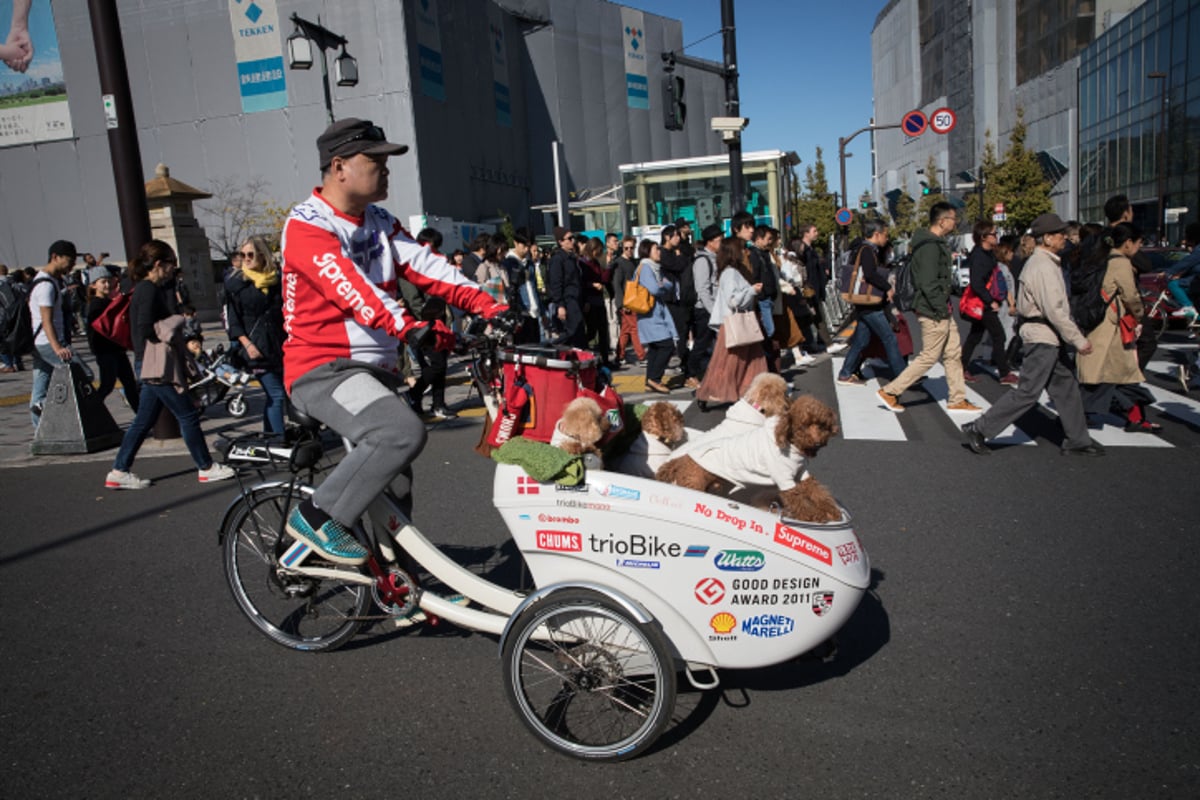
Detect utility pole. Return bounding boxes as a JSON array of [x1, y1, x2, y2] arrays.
[[662, 0, 744, 211], [720, 0, 742, 211], [88, 0, 150, 261]]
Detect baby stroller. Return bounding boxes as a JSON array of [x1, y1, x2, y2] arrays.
[[190, 344, 254, 417]]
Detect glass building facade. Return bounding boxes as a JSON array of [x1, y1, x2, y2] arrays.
[[1079, 0, 1200, 239]]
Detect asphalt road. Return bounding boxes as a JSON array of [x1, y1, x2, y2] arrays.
[[2, 398, 1197, 798]]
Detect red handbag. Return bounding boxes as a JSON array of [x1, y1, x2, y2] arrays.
[[958, 286, 984, 321], [90, 291, 133, 350], [1104, 290, 1139, 347]]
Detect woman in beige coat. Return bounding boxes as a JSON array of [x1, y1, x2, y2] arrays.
[[1077, 224, 1159, 432]]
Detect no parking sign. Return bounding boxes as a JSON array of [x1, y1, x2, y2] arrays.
[[901, 110, 928, 137]]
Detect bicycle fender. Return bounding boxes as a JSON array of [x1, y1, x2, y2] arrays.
[[497, 581, 655, 658], [216, 480, 314, 545]]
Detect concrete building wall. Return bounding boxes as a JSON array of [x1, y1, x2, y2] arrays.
[[0, 0, 724, 268]]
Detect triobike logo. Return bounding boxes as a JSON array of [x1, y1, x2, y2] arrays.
[[535, 530, 582, 552], [740, 613, 795, 638], [773, 523, 832, 565], [588, 532, 691, 558], [712, 550, 765, 572], [694, 577, 725, 605]]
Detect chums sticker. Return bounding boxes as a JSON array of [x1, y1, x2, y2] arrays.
[[535, 531, 582, 552], [773, 524, 832, 565]]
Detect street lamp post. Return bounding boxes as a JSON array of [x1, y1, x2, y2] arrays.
[[287, 14, 358, 125], [1148, 71, 1168, 241]]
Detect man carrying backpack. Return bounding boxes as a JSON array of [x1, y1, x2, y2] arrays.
[[28, 240, 93, 428]]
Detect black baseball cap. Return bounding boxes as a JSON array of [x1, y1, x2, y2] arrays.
[[48, 240, 77, 261], [317, 118, 408, 170]]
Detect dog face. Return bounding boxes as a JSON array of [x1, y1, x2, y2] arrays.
[[775, 395, 840, 457], [743, 373, 790, 418], [640, 402, 686, 446], [558, 397, 610, 452]]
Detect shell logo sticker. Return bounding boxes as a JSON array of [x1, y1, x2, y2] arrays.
[[709, 611, 737, 634], [694, 578, 725, 605]]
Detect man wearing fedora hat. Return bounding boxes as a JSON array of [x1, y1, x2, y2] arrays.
[[962, 213, 1104, 456], [279, 118, 509, 565]]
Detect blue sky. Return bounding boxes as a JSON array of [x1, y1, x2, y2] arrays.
[[631, 0, 881, 204]]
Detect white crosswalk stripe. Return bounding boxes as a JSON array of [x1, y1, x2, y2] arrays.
[[829, 358, 905, 441], [925, 363, 1034, 446]]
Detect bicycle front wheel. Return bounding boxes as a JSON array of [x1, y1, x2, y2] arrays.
[[222, 485, 370, 652], [502, 589, 676, 761]]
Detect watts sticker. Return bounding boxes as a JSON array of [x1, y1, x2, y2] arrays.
[[708, 611, 737, 642], [713, 550, 765, 572], [741, 613, 795, 638], [694, 577, 725, 605], [535, 530, 582, 552], [812, 592, 835, 617], [773, 523, 832, 565]]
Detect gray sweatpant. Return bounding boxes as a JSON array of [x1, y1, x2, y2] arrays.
[[974, 342, 1091, 450], [289, 360, 427, 525]]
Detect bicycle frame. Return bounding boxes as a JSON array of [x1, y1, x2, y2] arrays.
[[266, 482, 524, 635]]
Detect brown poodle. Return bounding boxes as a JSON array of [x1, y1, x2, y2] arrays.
[[656, 395, 842, 522], [613, 402, 687, 478], [550, 397, 612, 465]]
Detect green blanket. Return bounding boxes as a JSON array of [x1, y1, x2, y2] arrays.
[[491, 436, 585, 485]]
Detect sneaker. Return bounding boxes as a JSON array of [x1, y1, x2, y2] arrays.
[[684, 377, 700, 389], [999, 373, 1020, 386], [797, 354, 818, 367], [827, 342, 849, 354], [285, 506, 368, 565], [430, 405, 458, 420], [198, 463, 237, 483], [946, 400, 983, 412], [962, 372, 981, 383], [877, 389, 905, 413], [836, 374, 865, 386], [1170, 307, 1197, 318], [961, 422, 990, 455], [105, 469, 151, 490]]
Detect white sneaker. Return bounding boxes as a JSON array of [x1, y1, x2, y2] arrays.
[[1170, 307, 1197, 318], [105, 469, 151, 490], [797, 354, 817, 366], [827, 342, 849, 354], [198, 463, 236, 483]]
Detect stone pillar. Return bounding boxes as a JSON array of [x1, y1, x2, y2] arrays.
[[145, 164, 218, 318]]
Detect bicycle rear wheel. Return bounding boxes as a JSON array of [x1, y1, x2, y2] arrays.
[[222, 485, 370, 652]]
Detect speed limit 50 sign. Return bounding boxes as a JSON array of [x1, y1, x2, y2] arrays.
[[930, 108, 956, 134]]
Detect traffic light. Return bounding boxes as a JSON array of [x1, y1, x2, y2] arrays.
[[920, 181, 931, 196], [860, 200, 877, 210], [663, 74, 686, 131]]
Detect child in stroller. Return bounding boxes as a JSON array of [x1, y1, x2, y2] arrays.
[[187, 335, 254, 417]]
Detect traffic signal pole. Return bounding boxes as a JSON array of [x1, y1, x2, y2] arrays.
[[837, 121, 902, 228], [662, 0, 744, 211]]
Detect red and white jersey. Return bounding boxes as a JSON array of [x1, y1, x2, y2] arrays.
[[280, 189, 496, 391]]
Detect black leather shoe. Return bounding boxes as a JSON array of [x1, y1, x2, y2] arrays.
[[1062, 443, 1106, 457], [961, 422, 990, 455]]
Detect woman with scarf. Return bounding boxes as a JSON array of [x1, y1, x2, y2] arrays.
[[225, 235, 287, 434]]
